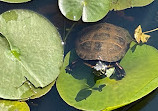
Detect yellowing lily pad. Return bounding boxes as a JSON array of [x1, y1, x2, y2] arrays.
[[134, 25, 158, 44], [0, 100, 30, 111], [134, 25, 151, 43]]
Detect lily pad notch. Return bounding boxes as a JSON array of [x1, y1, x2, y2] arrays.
[[58, 0, 155, 22]]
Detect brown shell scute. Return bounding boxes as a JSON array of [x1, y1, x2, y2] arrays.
[[93, 33, 110, 40], [94, 42, 102, 51], [76, 23, 132, 62]]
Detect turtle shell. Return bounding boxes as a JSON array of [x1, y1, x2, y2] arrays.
[[76, 23, 132, 62]]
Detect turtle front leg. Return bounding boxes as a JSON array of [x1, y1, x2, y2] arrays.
[[114, 62, 126, 80], [83, 62, 94, 68]]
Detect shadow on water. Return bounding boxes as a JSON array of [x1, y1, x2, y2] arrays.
[[66, 50, 106, 102]]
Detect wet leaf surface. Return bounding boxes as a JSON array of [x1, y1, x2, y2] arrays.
[[58, 0, 154, 22], [0, 9, 63, 99], [110, 0, 154, 10], [57, 42, 158, 111], [58, 0, 110, 22]]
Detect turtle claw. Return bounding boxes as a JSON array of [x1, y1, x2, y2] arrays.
[[116, 72, 125, 80], [113, 62, 126, 80]]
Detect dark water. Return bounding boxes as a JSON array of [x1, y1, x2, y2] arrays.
[[0, 0, 157, 111]]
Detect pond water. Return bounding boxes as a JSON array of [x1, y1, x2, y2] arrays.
[[0, 0, 157, 111]]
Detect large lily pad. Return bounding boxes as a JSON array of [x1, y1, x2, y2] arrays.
[[0, 0, 30, 3], [0, 9, 63, 99], [58, 0, 154, 22], [126, 88, 158, 111], [56, 43, 158, 111], [0, 100, 29, 111]]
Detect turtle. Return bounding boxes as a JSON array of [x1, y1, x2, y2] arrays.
[[75, 23, 132, 79]]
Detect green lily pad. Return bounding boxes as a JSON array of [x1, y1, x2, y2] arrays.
[[0, 9, 63, 99], [0, 0, 30, 3], [58, 0, 154, 22], [56, 43, 158, 111], [58, 0, 110, 22], [0, 100, 30, 111], [30, 80, 56, 99], [126, 88, 158, 111], [110, 0, 154, 10]]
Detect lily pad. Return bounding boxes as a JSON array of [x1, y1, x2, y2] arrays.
[[58, 0, 154, 22], [56, 43, 158, 111], [110, 0, 154, 10], [30, 80, 56, 99], [126, 88, 158, 111], [0, 100, 30, 111], [58, 0, 110, 22], [0, 9, 63, 99], [0, 0, 31, 3]]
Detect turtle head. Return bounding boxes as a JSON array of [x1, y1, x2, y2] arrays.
[[93, 61, 108, 76]]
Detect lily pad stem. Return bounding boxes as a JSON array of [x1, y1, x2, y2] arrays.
[[143, 28, 158, 34], [63, 22, 77, 42]]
